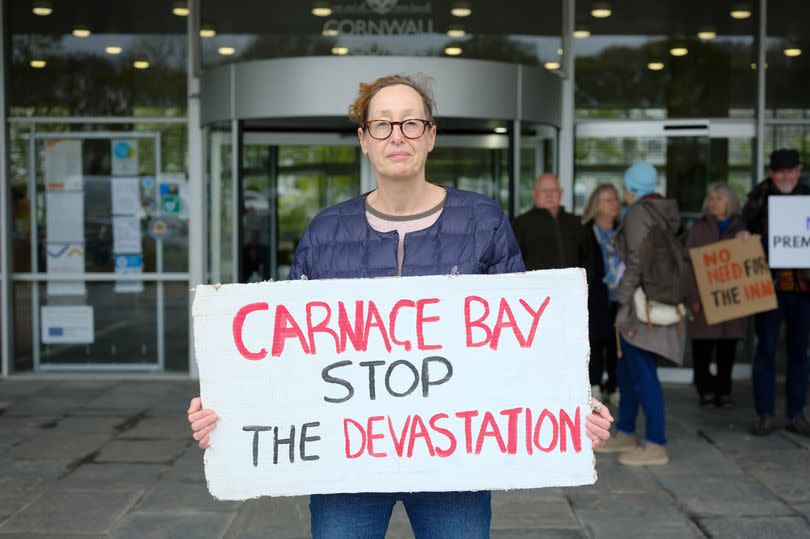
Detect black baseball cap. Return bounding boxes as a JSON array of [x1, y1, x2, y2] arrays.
[[769, 149, 801, 170]]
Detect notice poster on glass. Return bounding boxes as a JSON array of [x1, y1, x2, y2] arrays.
[[113, 215, 143, 254], [159, 173, 189, 219], [114, 254, 144, 294], [46, 242, 86, 296], [112, 177, 141, 216], [45, 191, 84, 244], [44, 139, 82, 191], [41, 305, 94, 344], [111, 139, 139, 176]]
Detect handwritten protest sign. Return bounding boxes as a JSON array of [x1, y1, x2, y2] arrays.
[[689, 236, 777, 325], [768, 195, 810, 268], [192, 270, 594, 500]]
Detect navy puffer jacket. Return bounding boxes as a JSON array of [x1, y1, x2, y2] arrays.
[[288, 187, 525, 280]]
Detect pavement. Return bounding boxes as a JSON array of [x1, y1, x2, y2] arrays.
[[0, 377, 809, 538]]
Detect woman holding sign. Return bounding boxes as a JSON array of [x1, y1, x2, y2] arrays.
[[685, 183, 747, 409], [188, 74, 613, 538]]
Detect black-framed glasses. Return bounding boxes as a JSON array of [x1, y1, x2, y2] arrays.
[[363, 119, 433, 140]]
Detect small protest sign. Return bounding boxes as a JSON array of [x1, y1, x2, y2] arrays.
[[192, 270, 594, 500], [768, 195, 810, 269], [689, 236, 777, 325]]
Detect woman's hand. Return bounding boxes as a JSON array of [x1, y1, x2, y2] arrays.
[[735, 230, 751, 239], [587, 398, 614, 449], [187, 397, 219, 449]]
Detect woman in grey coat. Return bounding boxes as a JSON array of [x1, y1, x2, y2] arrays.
[[685, 183, 747, 408]]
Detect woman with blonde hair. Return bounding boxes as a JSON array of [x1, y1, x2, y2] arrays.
[[685, 182, 746, 408], [582, 183, 624, 405]]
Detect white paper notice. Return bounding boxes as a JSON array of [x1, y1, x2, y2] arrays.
[[44, 139, 82, 191], [46, 243, 86, 296], [112, 177, 141, 215], [41, 306, 94, 344], [111, 139, 139, 176], [113, 216, 142, 254], [114, 254, 144, 294], [45, 192, 84, 244]]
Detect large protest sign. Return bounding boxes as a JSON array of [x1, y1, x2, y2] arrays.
[[689, 236, 777, 325], [192, 270, 593, 501], [768, 196, 810, 268]]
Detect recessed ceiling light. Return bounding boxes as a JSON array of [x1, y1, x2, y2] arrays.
[[218, 47, 236, 56], [312, 1, 332, 17], [784, 47, 802, 57], [322, 27, 338, 37], [647, 61, 665, 71], [199, 25, 216, 38], [105, 46, 122, 55], [591, 2, 612, 18], [494, 127, 508, 134], [450, 2, 472, 17], [331, 46, 349, 55], [172, 2, 190, 16], [573, 28, 591, 39], [697, 30, 717, 40], [544, 61, 561, 70], [670, 47, 688, 56], [32, 1, 52, 16], [30, 59, 47, 68], [730, 5, 751, 19], [133, 60, 150, 69], [72, 25, 91, 38], [444, 46, 463, 56], [556, 48, 564, 55], [447, 25, 466, 38]]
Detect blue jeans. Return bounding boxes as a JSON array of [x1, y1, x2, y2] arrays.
[[310, 491, 491, 538], [617, 336, 667, 445], [753, 292, 810, 419]]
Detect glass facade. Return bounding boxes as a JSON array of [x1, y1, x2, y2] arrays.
[[1, 0, 808, 375]]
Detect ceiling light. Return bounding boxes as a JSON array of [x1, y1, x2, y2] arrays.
[[172, 2, 190, 16], [331, 46, 349, 55], [647, 61, 665, 71], [591, 2, 612, 18], [557, 48, 564, 55], [105, 46, 122, 55], [730, 5, 751, 19], [544, 61, 561, 70], [133, 60, 150, 69], [450, 2, 472, 17], [494, 127, 508, 134], [312, 1, 332, 17], [30, 59, 47, 68], [697, 29, 717, 40], [199, 25, 216, 38], [573, 27, 591, 39], [670, 47, 688, 57], [72, 25, 91, 38], [322, 27, 338, 36], [32, 1, 52, 16], [784, 47, 802, 57], [444, 46, 463, 56], [218, 47, 236, 56], [447, 24, 466, 38]]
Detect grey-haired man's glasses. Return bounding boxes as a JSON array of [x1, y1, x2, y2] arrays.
[[363, 119, 433, 140]]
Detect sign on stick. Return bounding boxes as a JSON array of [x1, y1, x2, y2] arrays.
[[192, 270, 594, 500]]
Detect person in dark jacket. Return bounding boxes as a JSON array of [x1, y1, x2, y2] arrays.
[[739, 148, 810, 437], [685, 183, 747, 409], [511, 173, 592, 272], [188, 74, 614, 538], [581, 183, 624, 405]]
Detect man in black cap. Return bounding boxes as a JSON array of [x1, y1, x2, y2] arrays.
[[740, 148, 810, 437]]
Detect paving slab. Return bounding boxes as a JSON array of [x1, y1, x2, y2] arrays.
[[47, 416, 128, 433], [4, 396, 97, 417], [118, 415, 190, 439], [135, 479, 242, 513], [491, 499, 579, 530], [648, 439, 745, 476], [700, 427, 800, 455], [0, 479, 46, 522], [108, 512, 235, 539], [57, 463, 168, 489], [698, 516, 810, 538], [8, 431, 110, 462], [0, 456, 69, 483], [490, 530, 583, 539], [653, 474, 793, 517], [222, 496, 310, 539], [163, 446, 207, 482], [95, 439, 189, 463], [0, 488, 142, 535], [790, 503, 810, 520], [566, 490, 676, 510], [574, 507, 704, 539]]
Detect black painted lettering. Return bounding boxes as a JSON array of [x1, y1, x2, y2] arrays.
[[322, 360, 354, 404], [300, 422, 321, 461], [273, 425, 296, 464], [421, 356, 453, 397], [385, 359, 419, 397], [359, 360, 386, 400], [243, 425, 272, 467]]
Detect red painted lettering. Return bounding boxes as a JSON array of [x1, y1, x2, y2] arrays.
[[389, 299, 415, 351], [533, 409, 559, 452], [429, 413, 457, 458], [338, 301, 365, 353], [500, 407, 523, 454], [407, 415, 436, 457], [343, 418, 366, 459], [387, 415, 411, 457], [306, 301, 339, 355], [271, 305, 311, 357], [559, 408, 581, 453], [519, 297, 551, 348], [416, 298, 442, 351], [455, 410, 479, 453], [363, 301, 392, 352], [232, 302, 269, 360], [464, 296, 491, 348], [366, 416, 387, 458]]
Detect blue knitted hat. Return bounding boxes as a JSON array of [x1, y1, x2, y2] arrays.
[[623, 162, 658, 196]]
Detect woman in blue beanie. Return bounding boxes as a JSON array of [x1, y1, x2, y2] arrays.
[[595, 161, 685, 466]]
